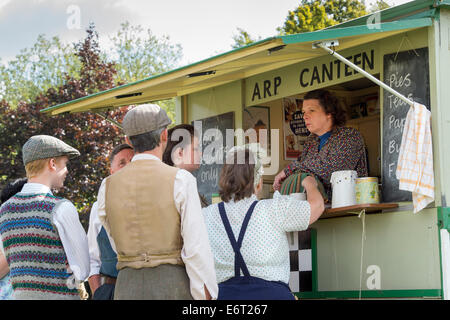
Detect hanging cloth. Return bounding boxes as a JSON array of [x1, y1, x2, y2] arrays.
[[396, 102, 434, 213]]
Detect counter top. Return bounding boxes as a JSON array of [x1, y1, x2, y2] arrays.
[[319, 203, 399, 219]]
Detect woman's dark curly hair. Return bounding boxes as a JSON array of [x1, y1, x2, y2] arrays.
[[304, 89, 347, 127], [219, 148, 255, 203]]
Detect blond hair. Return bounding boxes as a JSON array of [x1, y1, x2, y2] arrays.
[[24, 156, 66, 179]]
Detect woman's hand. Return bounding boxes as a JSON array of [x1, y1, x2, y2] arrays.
[[273, 170, 287, 191]]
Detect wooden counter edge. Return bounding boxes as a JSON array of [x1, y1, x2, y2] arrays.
[[319, 203, 399, 219]]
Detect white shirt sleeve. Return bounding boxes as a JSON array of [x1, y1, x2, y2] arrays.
[[52, 201, 90, 281], [97, 178, 117, 253], [87, 201, 101, 277], [174, 169, 218, 300], [271, 191, 311, 232]]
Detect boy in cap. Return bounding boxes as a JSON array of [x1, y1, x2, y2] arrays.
[[0, 135, 90, 300], [97, 104, 218, 300]]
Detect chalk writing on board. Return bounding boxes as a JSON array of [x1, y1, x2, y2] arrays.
[[382, 47, 430, 202], [192, 112, 235, 205]]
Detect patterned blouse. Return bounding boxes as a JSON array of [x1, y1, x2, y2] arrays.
[[202, 192, 310, 284], [284, 126, 368, 200]]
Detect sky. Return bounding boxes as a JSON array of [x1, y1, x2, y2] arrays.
[[0, 0, 414, 67]]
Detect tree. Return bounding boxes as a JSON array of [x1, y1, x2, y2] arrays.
[[278, 0, 368, 35], [107, 21, 183, 124], [108, 21, 183, 85], [0, 35, 81, 107], [0, 24, 129, 229], [231, 28, 262, 49], [230, 1, 372, 48], [368, 0, 390, 12], [322, 0, 367, 24], [0, 21, 182, 123]]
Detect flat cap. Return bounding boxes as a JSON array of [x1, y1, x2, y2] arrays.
[[22, 135, 80, 166], [122, 104, 171, 137]]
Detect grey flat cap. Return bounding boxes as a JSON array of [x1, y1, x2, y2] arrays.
[[22, 135, 80, 165], [122, 104, 171, 137]]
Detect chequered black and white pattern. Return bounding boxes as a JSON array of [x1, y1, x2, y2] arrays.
[[288, 228, 313, 292]]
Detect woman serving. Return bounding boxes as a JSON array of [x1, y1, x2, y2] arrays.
[[273, 89, 368, 200]]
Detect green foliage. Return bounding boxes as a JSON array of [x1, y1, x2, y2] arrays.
[[0, 23, 183, 229], [230, 1, 374, 48], [231, 28, 262, 49], [278, 0, 368, 35], [322, 0, 367, 24], [0, 35, 81, 107], [368, 0, 390, 12], [0, 21, 181, 123], [108, 21, 183, 123], [0, 25, 127, 229], [109, 21, 183, 85]]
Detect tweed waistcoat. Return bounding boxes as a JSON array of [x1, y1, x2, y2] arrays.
[[0, 193, 79, 300], [105, 159, 183, 270]]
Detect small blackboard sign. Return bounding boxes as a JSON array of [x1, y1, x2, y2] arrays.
[[192, 112, 235, 205], [382, 47, 430, 202]]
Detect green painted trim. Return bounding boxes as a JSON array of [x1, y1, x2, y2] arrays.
[[311, 228, 318, 292], [327, 0, 437, 29], [437, 0, 450, 7], [294, 289, 441, 299], [437, 220, 444, 300], [406, 8, 438, 21], [436, 207, 450, 300], [437, 207, 450, 230], [281, 18, 432, 45]]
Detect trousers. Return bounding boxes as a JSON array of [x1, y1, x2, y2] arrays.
[[114, 264, 192, 300]]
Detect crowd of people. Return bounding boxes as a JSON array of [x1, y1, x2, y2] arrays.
[[0, 89, 367, 300]]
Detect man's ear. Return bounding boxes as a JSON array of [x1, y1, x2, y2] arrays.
[[125, 136, 132, 146], [48, 158, 57, 171], [177, 146, 184, 158], [172, 147, 183, 166], [161, 128, 168, 143]]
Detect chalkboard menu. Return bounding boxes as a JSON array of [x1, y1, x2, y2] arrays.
[[192, 112, 235, 205], [382, 47, 430, 202]]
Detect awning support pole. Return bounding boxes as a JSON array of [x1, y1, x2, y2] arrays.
[[314, 42, 414, 106], [94, 112, 123, 130]]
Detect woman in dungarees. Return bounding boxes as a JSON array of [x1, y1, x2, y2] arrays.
[[202, 145, 325, 300]]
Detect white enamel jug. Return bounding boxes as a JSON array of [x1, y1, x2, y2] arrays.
[[330, 170, 357, 208]]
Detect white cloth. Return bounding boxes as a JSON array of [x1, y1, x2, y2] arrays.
[[202, 192, 311, 284], [396, 102, 434, 213], [0, 183, 90, 281], [87, 201, 117, 277], [97, 153, 218, 300]]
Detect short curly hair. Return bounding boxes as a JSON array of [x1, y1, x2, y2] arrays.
[[304, 89, 347, 127], [219, 148, 255, 203]]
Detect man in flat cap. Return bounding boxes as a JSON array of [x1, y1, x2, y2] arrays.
[[0, 135, 90, 300], [97, 104, 218, 300]]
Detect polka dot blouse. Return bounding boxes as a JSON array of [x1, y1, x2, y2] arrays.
[[202, 191, 310, 284]]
